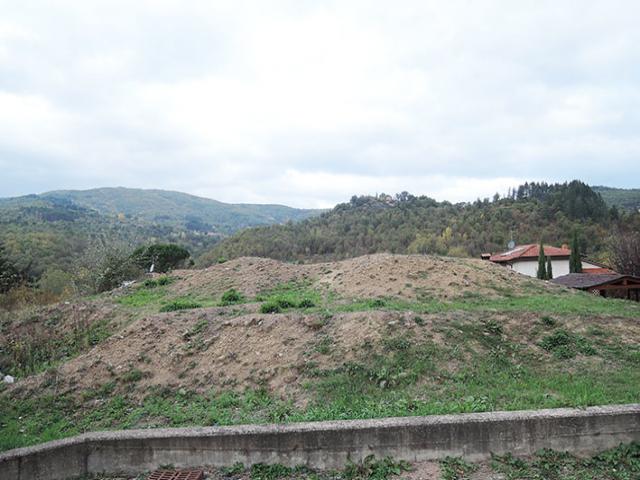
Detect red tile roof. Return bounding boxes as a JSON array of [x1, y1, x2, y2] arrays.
[[489, 244, 571, 263], [583, 267, 616, 274]]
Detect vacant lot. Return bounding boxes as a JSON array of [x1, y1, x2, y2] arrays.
[[1, 254, 639, 452]]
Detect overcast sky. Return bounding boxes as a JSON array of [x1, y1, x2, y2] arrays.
[[1, 1, 639, 208]]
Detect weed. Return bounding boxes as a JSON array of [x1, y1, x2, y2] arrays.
[[343, 455, 411, 480], [121, 368, 144, 383], [160, 299, 202, 312], [220, 289, 245, 306], [260, 302, 282, 314], [440, 456, 477, 480], [540, 329, 596, 359], [222, 462, 245, 476], [250, 463, 293, 480], [540, 315, 557, 327], [143, 276, 173, 288]]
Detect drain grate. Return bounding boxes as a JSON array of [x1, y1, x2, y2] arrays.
[[148, 469, 205, 480]]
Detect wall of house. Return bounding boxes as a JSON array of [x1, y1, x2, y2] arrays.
[[510, 259, 570, 279]]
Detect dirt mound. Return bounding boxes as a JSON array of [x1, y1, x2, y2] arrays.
[[168, 253, 558, 301], [4, 253, 566, 401]]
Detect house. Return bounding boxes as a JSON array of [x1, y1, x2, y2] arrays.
[[552, 273, 640, 301], [487, 243, 606, 279]]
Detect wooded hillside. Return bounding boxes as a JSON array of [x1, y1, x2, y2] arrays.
[[201, 181, 639, 265]]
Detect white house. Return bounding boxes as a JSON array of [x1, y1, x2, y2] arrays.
[[487, 244, 610, 279]]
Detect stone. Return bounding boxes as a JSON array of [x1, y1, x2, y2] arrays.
[[3, 375, 15, 384]]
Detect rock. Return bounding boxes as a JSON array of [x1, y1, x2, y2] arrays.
[[3, 375, 15, 384]]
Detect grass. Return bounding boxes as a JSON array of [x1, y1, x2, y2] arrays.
[[118, 288, 167, 307], [333, 292, 640, 318], [257, 281, 323, 313], [159, 298, 203, 312], [0, 318, 113, 377], [3, 314, 639, 453], [220, 288, 245, 306], [3, 280, 640, 455], [490, 443, 640, 479]]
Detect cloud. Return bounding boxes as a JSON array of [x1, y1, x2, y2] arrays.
[[0, 1, 639, 204]]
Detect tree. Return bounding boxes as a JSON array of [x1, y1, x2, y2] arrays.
[[0, 243, 20, 293], [570, 230, 582, 273], [609, 231, 640, 276], [546, 256, 553, 279], [132, 244, 191, 273], [537, 240, 547, 280]]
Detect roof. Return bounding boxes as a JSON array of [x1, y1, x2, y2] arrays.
[[551, 273, 640, 289], [489, 244, 571, 263], [582, 267, 616, 274]]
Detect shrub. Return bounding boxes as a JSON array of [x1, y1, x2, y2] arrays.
[[297, 298, 315, 308], [540, 315, 557, 327], [160, 299, 202, 312], [260, 302, 282, 314], [220, 289, 244, 306]]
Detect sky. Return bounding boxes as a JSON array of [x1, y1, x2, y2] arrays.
[[0, 1, 639, 208]]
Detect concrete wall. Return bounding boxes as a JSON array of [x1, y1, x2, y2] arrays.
[[2, 404, 639, 480]]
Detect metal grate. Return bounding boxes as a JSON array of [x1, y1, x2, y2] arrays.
[[148, 469, 205, 480]]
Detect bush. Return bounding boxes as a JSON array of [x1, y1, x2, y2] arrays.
[[297, 298, 315, 308], [260, 302, 282, 314], [220, 289, 244, 306], [143, 276, 173, 288]]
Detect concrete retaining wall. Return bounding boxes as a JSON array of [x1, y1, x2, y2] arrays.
[[2, 404, 639, 480]]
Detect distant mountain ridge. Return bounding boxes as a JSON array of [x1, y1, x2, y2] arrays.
[[40, 187, 321, 234], [0, 187, 321, 280], [592, 186, 640, 212]]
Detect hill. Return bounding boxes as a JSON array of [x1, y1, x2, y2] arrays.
[[0, 188, 320, 287], [593, 186, 640, 212], [201, 181, 637, 265], [42, 187, 320, 234], [1, 254, 639, 452]]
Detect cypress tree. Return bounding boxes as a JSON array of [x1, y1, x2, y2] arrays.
[[537, 240, 547, 280], [570, 230, 582, 273], [546, 256, 553, 279]]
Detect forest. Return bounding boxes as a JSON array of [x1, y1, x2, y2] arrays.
[[201, 181, 639, 266]]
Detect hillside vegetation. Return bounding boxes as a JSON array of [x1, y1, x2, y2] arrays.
[[0, 188, 320, 299], [202, 181, 639, 265], [2, 254, 639, 452], [593, 185, 640, 212]]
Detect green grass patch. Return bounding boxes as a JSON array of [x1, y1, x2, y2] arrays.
[[118, 287, 167, 307], [257, 281, 323, 313], [220, 288, 245, 306], [159, 298, 203, 312], [333, 293, 640, 318]]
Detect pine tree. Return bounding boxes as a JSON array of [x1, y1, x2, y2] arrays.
[[546, 256, 553, 279], [537, 240, 547, 280], [570, 230, 582, 273]]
